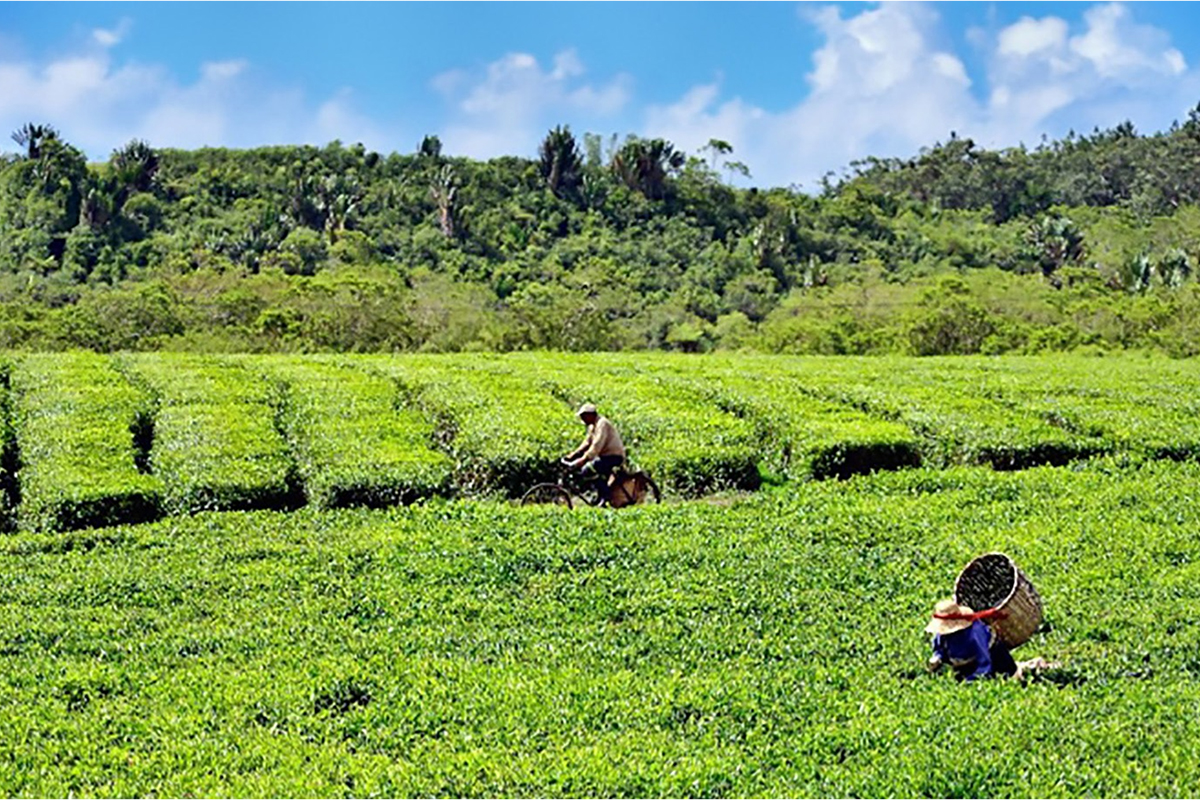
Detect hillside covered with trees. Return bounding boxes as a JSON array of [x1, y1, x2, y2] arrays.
[[3, 113, 1200, 355]]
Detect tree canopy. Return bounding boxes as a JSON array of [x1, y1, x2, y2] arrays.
[[3, 114, 1200, 355]]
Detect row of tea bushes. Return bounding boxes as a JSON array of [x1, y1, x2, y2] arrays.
[[3, 462, 1200, 794], [501, 355, 764, 496], [8, 352, 1200, 530], [10, 353, 161, 531], [248, 356, 454, 508], [118, 355, 299, 514], [716, 355, 1107, 469], [678, 364, 921, 480], [983, 357, 1200, 461], [360, 356, 578, 498]]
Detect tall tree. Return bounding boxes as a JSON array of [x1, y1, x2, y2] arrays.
[[610, 137, 685, 200], [1025, 214, 1086, 286], [11, 123, 59, 161], [429, 164, 458, 238], [418, 135, 443, 160], [538, 126, 583, 200]]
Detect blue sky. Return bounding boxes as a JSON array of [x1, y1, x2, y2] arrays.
[[3, 2, 1199, 188]]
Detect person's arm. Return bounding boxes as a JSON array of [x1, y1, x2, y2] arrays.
[[565, 426, 596, 465], [564, 436, 589, 461], [928, 636, 945, 672]]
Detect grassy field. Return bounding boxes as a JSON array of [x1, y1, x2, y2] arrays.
[[0, 461, 1198, 796], [0, 353, 1198, 796]]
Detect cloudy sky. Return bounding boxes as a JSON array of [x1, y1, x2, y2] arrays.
[[2, 2, 1198, 189]]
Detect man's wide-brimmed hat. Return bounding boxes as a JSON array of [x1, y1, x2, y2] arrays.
[[577, 402, 598, 418], [925, 598, 975, 635]]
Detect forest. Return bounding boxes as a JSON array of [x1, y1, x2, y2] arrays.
[[3, 112, 1200, 355]]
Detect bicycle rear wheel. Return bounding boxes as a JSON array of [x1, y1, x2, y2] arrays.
[[638, 473, 662, 504], [520, 483, 573, 509], [610, 472, 661, 507]]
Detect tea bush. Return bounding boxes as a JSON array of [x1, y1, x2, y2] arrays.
[[985, 357, 1200, 461], [0, 359, 14, 529], [1, 462, 1199, 795], [10, 352, 161, 532], [663, 359, 921, 480], [502, 353, 763, 496], [249, 355, 453, 508], [119, 354, 299, 514], [7, 353, 1200, 530], [721, 355, 1110, 469], [360, 356, 578, 497]]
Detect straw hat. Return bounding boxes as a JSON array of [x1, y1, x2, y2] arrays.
[[576, 402, 598, 418], [925, 598, 975, 635]]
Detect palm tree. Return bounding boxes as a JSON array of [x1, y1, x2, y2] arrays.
[[429, 164, 458, 238], [1025, 214, 1085, 281], [111, 140, 159, 194], [109, 140, 160, 213], [538, 126, 582, 200], [315, 173, 365, 244], [610, 137, 685, 200], [418, 135, 443, 160], [1157, 248, 1191, 288], [11, 123, 59, 160]]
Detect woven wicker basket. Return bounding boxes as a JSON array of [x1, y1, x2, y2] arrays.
[[954, 552, 1043, 649]]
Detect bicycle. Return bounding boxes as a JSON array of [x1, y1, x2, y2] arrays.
[[520, 460, 661, 510]]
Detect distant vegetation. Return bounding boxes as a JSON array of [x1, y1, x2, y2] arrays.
[[5, 115, 1200, 354]]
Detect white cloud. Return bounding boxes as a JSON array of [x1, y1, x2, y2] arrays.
[[932, 53, 970, 86], [1069, 3, 1185, 79], [643, 2, 1199, 189], [200, 60, 247, 82], [998, 17, 1067, 57], [92, 19, 132, 49], [434, 48, 632, 159], [0, 42, 397, 158], [647, 3, 977, 189]]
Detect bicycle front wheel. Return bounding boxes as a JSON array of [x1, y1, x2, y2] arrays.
[[520, 483, 574, 509]]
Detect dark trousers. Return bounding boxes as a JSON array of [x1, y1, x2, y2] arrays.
[[990, 640, 1018, 677], [586, 454, 625, 478], [951, 640, 1018, 681]]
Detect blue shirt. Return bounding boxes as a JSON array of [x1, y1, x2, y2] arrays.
[[932, 620, 994, 682]]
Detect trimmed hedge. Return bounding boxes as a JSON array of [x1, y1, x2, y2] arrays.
[[120, 354, 299, 514], [686, 366, 921, 480], [501, 354, 763, 497], [250, 356, 453, 508], [11, 352, 162, 532], [361, 356, 576, 498], [737, 356, 1108, 469]]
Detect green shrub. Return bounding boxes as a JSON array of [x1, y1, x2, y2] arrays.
[[361, 355, 577, 497], [249, 355, 453, 508], [120, 354, 299, 514], [11, 352, 162, 531], [750, 355, 1108, 468], [502, 353, 763, 496], [669, 359, 921, 480]]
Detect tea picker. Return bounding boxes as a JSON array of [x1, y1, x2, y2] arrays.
[[925, 553, 1060, 682]]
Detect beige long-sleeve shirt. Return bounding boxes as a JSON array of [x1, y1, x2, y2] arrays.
[[578, 416, 626, 460]]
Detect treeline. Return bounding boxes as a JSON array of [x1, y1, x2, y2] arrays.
[[3, 115, 1200, 355]]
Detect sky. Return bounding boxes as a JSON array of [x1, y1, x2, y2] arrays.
[[2, 1, 1199, 190]]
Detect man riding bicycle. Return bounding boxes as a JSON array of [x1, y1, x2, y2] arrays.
[[562, 403, 626, 505]]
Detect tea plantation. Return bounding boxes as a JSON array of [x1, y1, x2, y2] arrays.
[[0, 353, 1199, 796]]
